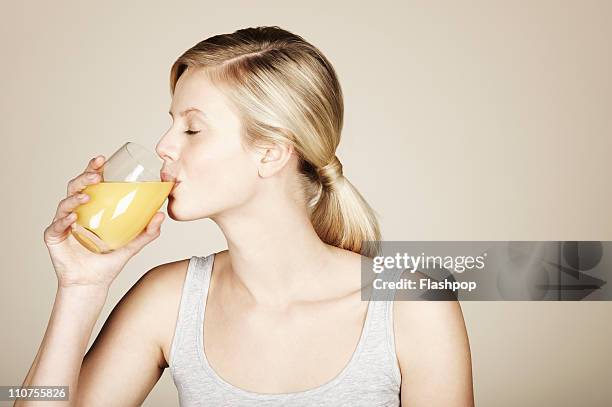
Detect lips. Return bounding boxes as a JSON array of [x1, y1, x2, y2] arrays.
[[160, 171, 177, 183]]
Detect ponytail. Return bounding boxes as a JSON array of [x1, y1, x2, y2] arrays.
[[301, 155, 382, 258]]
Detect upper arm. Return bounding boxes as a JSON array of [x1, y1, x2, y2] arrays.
[[75, 260, 188, 407], [394, 296, 474, 406]]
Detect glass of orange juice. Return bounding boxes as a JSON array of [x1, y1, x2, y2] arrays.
[[70, 142, 174, 253]]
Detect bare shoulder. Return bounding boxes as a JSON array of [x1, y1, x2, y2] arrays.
[[135, 257, 191, 295], [392, 273, 474, 405], [393, 297, 470, 357], [122, 258, 191, 314], [119, 257, 193, 366]]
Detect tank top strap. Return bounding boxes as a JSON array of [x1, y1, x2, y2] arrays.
[[356, 266, 405, 387], [169, 253, 214, 369]]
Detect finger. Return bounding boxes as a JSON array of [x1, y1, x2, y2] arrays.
[[65, 155, 105, 197], [117, 212, 165, 256], [44, 212, 78, 246], [54, 193, 90, 222], [84, 155, 106, 173], [67, 171, 102, 197]]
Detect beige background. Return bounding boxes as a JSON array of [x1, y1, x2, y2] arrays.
[[1, 1, 611, 406]]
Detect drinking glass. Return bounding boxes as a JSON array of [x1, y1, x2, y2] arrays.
[[70, 142, 174, 253]]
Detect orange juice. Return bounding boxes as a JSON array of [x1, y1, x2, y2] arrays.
[[71, 181, 174, 253]]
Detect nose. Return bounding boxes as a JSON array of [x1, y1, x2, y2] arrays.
[[155, 131, 179, 163]]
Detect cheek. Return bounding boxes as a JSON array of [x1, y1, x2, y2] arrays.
[[214, 152, 258, 199], [182, 141, 258, 205]]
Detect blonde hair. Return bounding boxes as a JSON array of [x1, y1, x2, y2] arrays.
[[169, 26, 381, 257]]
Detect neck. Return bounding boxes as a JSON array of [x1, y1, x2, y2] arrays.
[[211, 194, 335, 307]]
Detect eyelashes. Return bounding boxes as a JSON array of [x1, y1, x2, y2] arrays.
[[184, 130, 201, 135]]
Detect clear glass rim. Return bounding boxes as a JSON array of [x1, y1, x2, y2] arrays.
[[124, 142, 163, 164], [115, 141, 163, 181]]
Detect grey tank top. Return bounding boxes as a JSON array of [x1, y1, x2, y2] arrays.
[[169, 253, 403, 406]]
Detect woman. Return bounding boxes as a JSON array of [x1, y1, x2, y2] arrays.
[[20, 26, 474, 406]]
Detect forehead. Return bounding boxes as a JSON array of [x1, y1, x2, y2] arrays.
[[170, 68, 238, 121]]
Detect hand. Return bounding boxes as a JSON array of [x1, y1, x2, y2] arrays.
[[43, 155, 166, 289]]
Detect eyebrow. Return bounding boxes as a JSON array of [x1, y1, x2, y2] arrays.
[[168, 107, 208, 119]]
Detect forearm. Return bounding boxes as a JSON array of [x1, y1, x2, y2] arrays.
[[16, 284, 108, 406]]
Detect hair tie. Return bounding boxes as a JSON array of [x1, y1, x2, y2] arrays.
[[316, 155, 343, 190]]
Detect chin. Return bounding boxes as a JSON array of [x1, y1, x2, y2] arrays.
[[166, 195, 185, 221], [166, 196, 211, 221], [165, 203, 179, 220]]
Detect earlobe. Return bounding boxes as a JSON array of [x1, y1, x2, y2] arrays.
[[257, 162, 266, 178]]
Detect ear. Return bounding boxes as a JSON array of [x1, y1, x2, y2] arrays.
[[257, 142, 295, 178]]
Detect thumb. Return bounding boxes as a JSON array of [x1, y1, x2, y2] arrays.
[[118, 212, 165, 256]]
